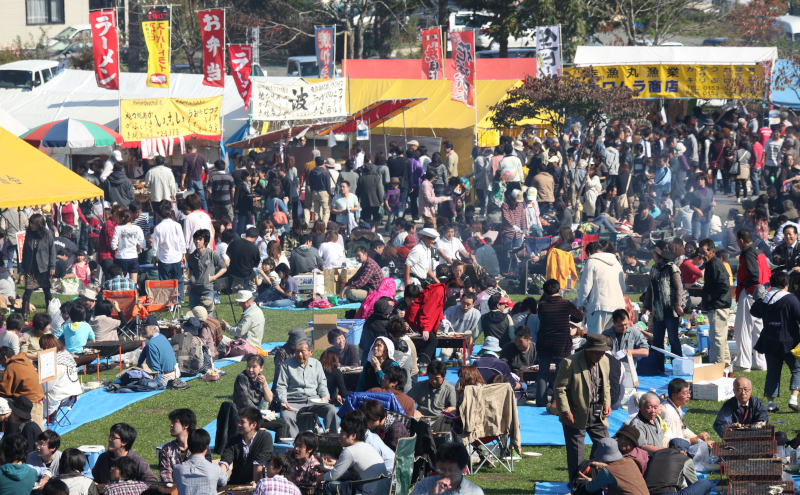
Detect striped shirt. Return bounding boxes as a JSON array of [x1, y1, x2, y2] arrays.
[[208, 173, 235, 205], [536, 295, 584, 358]]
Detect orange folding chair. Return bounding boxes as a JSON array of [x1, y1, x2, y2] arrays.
[[103, 290, 143, 340], [144, 280, 180, 320]]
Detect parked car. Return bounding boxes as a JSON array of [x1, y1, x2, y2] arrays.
[[0, 60, 59, 91], [48, 40, 92, 60], [46, 24, 92, 54], [286, 56, 340, 78], [448, 11, 534, 50], [476, 48, 536, 58]]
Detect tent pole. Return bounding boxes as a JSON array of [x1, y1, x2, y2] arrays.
[[402, 108, 407, 144], [383, 121, 387, 155], [473, 28, 478, 146]]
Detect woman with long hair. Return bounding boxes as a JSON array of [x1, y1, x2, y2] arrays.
[[320, 349, 349, 405], [311, 220, 327, 248], [40, 334, 82, 421], [263, 182, 289, 232], [256, 220, 278, 260], [21, 213, 56, 321], [455, 365, 486, 406], [264, 240, 288, 268], [428, 152, 449, 196]]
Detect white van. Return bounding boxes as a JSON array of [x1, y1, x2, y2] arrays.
[[0, 60, 60, 91], [286, 56, 341, 78], [775, 15, 800, 40]]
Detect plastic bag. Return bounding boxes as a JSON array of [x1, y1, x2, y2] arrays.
[[692, 441, 711, 473], [61, 278, 81, 295], [681, 344, 696, 356], [47, 298, 61, 318]]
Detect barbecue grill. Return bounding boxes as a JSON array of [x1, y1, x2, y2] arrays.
[[724, 424, 776, 442], [84, 340, 145, 359], [722, 459, 783, 481], [712, 440, 777, 459], [728, 481, 795, 495]]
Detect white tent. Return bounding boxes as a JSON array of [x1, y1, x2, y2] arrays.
[[0, 107, 27, 136], [0, 70, 304, 143], [573, 46, 778, 67]]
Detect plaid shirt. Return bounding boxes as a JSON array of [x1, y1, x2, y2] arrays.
[[500, 201, 527, 240], [103, 275, 136, 293], [104, 480, 150, 495], [253, 474, 302, 495], [159, 439, 213, 483], [286, 448, 320, 485], [345, 257, 383, 292], [411, 475, 484, 494], [97, 219, 118, 261]]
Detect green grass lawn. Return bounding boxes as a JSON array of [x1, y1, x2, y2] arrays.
[[22, 287, 795, 493]]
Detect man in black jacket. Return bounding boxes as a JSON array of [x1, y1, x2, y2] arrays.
[[387, 147, 411, 219], [220, 406, 274, 484], [712, 376, 769, 437], [356, 164, 385, 223], [772, 224, 800, 297], [698, 238, 732, 371], [592, 184, 620, 233]]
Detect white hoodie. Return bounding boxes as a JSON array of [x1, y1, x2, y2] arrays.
[[577, 252, 626, 314]]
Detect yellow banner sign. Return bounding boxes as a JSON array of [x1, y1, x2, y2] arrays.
[[143, 7, 170, 88], [572, 64, 765, 99], [120, 96, 222, 145]]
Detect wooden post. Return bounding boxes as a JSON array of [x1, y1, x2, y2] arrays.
[[119, 345, 122, 372]]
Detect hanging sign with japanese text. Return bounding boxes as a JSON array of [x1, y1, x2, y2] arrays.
[[251, 78, 347, 121], [229, 45, 252, 110], [315, 27, 335, 79], [198, 9, 224, 88], [574, 64, 766, 99], [119, 96, 222, 146], [536, 25, 562, 77], [90, 10, 119, 90], [421, 28, 443, 80], [143, 7, 171, 88], [450, 31, 475, 108]]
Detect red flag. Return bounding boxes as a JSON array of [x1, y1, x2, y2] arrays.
[[450, 31, 475, 108], [228, 45, 252, 110], [198, 9, 224, 88], [90, 10, 119, 90], [421, 28, 443, 80]]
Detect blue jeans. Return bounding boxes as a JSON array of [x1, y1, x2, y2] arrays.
[[189, 289, 217, 309], [263, 298, 295, 307], [691, 219, 710, 243], [157, 261, 184, 304], [398, 189, 408, 218], [764, 351, 800, 397], [236, 214, 252, 235], [751, 168, 761, 197], [680, 479, 713, 495], [502, 235, 523, 273], [536, 356, 562, 406], [653, 317, 681, 373], [529, 226, 543, 238], [6, 248, 16, 273], [187, 180, 208, 211], [592, 215, 617, 233]]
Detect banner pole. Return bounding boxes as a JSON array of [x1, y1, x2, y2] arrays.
[[221, 9, 226, 161], [473, 28, 478, 145], [168, 5, 173, 98], [441, 26, 446, 80]]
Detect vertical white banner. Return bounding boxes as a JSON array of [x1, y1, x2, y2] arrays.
[[252, 27, 260, 66], [536, 25, 562, 77]]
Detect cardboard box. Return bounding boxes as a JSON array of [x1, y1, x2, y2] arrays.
[[295, 272, 325, 297], [693, 377, 735, 401], [323, 269, 339, 294], [693, 362, 725, 382], [306, 314, 347, 351], [337, 268, 360, 293], [673, 358, 696, 376]]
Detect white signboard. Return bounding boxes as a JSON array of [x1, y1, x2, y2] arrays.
[[251, 79, 348, 121], [536, 25, 562, 77]]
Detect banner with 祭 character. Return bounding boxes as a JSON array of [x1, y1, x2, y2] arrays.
[[143, 7, 171, 88], [198, 9, 224, 88], [90, 10, 119, 90], [450, 31, 475, 108], [421, 28, 443, 80]]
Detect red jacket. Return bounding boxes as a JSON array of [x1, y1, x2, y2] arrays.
[[735, 244, 770, 301], [404, 283, 447, 335]]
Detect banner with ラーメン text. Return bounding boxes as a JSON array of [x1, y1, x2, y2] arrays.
[[90, 10, 119, 90], [251, 79, 347, 121], [119, 96, 222, 145], [143, 7, 171, 88], [571, 64, 766, 99]]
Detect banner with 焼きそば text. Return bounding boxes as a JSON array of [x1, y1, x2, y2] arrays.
[[119, 96, 222, 145], [575, 64, 766, 99]]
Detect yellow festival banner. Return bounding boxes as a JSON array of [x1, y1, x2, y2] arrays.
[[571, 64, 765, 99], [143, 6, 171, 88], [119, 96, 222, 145]]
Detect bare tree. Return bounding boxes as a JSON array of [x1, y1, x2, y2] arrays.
[[587, 0, 709, 45]]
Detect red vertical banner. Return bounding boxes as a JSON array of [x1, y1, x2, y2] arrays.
[[90, 10, 119, 90], [421, 28, 443, 80], [450, 31, 475, 108], [198, 9, 224, 88], [315, 27, 335, 79], [228, 45, 252, 110]]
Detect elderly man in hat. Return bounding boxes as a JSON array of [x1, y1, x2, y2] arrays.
[[473, 336, 522, 394], [555, 334, 611, 488], [577, 437, 649, 495], [274, 337, 338, 438], [615, 424, 649, 474], [404, 228, 440, 288], [221, 290, 265, 350], [271, 328, 312, 390], [138, 315, 180, 386]]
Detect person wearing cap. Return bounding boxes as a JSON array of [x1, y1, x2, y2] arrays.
[[101, 149, 122, 182], [275, 337, 338, 438], [221, 290, 265, 350], [81, 286, 98, 317], [577, 437, 649, 495], [522, 187, 545, 238], [404, 228, 440, 287], [477, 294, 515, 350], [733, 229, 770, 372], [615, 424, 648, 474], [465, 147, 491, 214], [554, 333, 611, 486], [137, 315, 180, 385], [661, 378, 712, 447], [642, 437, 713, 495], [642, 240, 684, 373], [308, 156, 333, 224]]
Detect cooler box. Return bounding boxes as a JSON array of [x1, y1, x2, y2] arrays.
[[693, 377, 735, 401], [309, 319, 364, 347], [295, 272, 325, 297]]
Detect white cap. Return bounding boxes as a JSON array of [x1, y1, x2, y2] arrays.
[[112, 150, 122, 161], [419, 228, 440, 239], [235, 290, 254, 302], [511, 189, 521, 199]]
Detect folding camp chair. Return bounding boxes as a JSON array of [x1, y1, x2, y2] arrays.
[[579, 233, 600, 260], [103, 290, 141, 340], [326, 435, 417, 495], [49, 395, 78, 426], [144, 280, 180, 320]]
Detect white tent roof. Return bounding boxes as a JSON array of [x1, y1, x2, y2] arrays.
[[573, 46, 778, 67], [0, 107, 27, 136], [0, 69, 304, 142]]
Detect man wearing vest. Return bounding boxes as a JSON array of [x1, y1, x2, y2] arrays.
[[642, 438, 713, 495], [733, 229, 771, 372]]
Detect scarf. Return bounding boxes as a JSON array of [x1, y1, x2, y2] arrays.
[[649, 261, 678, 321]]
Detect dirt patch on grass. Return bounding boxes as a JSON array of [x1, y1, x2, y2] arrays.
[[138, 409, 170, 414]]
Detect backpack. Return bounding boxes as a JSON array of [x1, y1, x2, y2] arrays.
[[271, 198, 289, 226], [172, 333, 205, 376]]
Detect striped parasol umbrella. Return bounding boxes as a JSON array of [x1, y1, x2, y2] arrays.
[[20, 118, 123, 149]]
